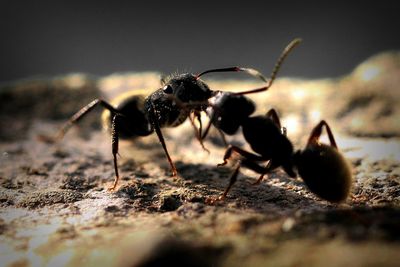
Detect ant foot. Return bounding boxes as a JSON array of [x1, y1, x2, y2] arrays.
[[107, 177, 119, 191], [201, 145, 210, 154], [37, 134, 57, 144], [205, 195, 225, 205], [217, 160, 228, 167], [251, 174, 265, 185], [107, 184, 118, 191], [171, 166, 178, 177], [198, 140, 210, 154]]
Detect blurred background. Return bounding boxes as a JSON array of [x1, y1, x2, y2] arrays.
[[0, 0, 399, 83]]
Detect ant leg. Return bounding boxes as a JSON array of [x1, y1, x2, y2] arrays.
[[307, 120, 338, 149], [148, 103, 178, 176], [163, 94, 210, 152], [201, 116, 212, 141], [153, 122, 178, 176], [52, 99, 119, 142], [217, 129, 229, 147], [195, 111, 203, 137], [218, 145, 265, 166], [201, 114, 228, 147], [254, 173, 266, 185], [239, 158, 279, 185], [251, 161, 272, 185], [200, 111, 228, 147], [108, 114, 121, 191], [219, 162, 241, 200], [189, 111, 209, 153], [195, 111, 212, 153], [211, 147, 264, 202], [220, 145, 278, 185], [206, 162, 241, 204], [209, 158, 275, 204]]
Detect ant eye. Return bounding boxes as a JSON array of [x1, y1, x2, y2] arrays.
[[163, 85, 173, 94]]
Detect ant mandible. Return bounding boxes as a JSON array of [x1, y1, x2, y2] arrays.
[[209, 109, 352, 204], [50, 39, 302, 190]]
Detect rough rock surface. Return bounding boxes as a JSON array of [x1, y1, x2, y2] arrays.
[[1, 52, 400, 267]]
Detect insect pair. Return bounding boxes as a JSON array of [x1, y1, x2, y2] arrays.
[[52, 38, 352, 203]]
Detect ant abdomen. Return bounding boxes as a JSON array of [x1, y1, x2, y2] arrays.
[[101, 93, 152, 139], [294, 144, 352, 203]]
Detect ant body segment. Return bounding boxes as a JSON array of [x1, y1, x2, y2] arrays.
[[51, 39, 301, 190], [210, 110, 352, 204]]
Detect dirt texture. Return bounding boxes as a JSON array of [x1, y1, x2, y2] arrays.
[[1, 52, 400, 267]]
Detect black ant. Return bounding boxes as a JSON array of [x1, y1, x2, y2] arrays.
[[46, 39, 301, 190], [208, 109, 352, 204]]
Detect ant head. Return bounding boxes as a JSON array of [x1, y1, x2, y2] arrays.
[[144, 87, 189, 128], [293, 144, 352, 203], [161, 73, 212, 103]]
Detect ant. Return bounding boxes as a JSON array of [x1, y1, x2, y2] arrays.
[[47, 39, 301, 190], [208, 109, 352, 204]]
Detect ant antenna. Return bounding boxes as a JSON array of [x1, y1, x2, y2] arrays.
[[235, 38, 302, 95], [194, 38, 302, 95], [196, 67, 268, 83]]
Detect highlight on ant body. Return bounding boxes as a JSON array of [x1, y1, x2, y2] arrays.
[[42, 38, 302, 190]]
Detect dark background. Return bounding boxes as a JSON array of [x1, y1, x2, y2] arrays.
[[1, 1, 399, 83]]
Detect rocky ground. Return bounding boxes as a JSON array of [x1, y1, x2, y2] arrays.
[[1, 51, 400, 267]]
